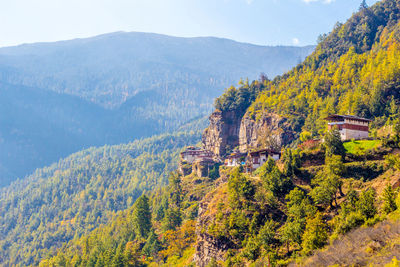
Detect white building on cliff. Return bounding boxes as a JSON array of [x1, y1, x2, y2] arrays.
[[325, 114, 371, 141]]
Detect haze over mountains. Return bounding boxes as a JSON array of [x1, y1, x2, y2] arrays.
[[0, 32, 314, 186]]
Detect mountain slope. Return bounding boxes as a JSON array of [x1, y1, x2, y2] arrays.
[[0, 82, 110, 186], [0, 131, 200, 266], [0, 33, 314, 186], [35, 0, 400, 266], [0, 32, 314, 108], [242, 0, 400, 136]]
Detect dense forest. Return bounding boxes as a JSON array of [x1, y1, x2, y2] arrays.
[[0, 34, 313, 187], [245, 0, 400, 137], [5, 0, 400, 266], [38, 0, 400, 265], [0, 131, 200, 266]]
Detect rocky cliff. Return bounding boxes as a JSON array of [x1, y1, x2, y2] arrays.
[[239, 112, 296, 152], [194, 176, 231, 266], [202, 110, 243, 157], [202, 109, 296, 157]]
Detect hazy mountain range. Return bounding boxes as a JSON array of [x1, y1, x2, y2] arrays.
[[0, 32, 314, 186]]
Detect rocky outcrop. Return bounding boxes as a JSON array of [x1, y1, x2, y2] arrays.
[[202, 110, 243, 157], [179, 161, 193, 176], [239, 112, 296, 152], [194, 183, 231, 266], [193, 160, 217, 178], [202, 109, 295, 158]]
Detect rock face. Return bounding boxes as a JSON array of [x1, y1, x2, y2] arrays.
[[239, 112, 296, 152], [202, 110, 243, 157], [195, 111, 296, 265], [202, 109, 296, 157], [194, 182, 231, 266]]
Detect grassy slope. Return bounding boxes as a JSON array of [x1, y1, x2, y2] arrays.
[[344, 139, 382, 154]]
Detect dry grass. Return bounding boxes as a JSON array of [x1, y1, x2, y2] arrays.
[[300, 218, 400, 266]]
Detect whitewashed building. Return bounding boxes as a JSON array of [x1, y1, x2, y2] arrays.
[[325, 114, 371, 141], [249, 149, 281, 169], [225, 152, 247, 167], [225, 149, 280, 171], [180, 147, 214, 164]]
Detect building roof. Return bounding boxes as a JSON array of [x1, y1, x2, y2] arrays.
[[249, 148, 281, 156], [226, 152, 247, 159], [194, 157, 215, 163], [324, 114, 372, 122], [180, 148, 213, 156]]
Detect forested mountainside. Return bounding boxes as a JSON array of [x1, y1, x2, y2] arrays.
[[0, 82, 109, 186], [0, 83, 208, 187], [0, 32, 314, 108], [243, 0, 400, 137], [0, 33, 313, 187], [39, 0, 400, 266], [0, 131, 200, 266]]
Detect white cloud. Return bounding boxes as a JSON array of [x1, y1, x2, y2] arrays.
[[245, 0, 254, 4], [292, 38, 300, 45]]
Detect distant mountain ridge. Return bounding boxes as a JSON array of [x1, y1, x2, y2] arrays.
[[0, 31, 314, 108], [0, 32, 314, 186]]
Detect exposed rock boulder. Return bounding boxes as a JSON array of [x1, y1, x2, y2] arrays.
[[179, 161, 193, 176], [193, 160, 217, 178], [202, 110, 243, 157], [239, 112, 296, 152]]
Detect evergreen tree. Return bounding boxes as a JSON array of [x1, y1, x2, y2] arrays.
[[169, 171, 182, 206], [382, 184, 397, 214], [228, 167, 255, 207], [132, 195, 152, 239], [258, 220, 279, 249], [162, 207, 182, 231], [282, 148, 301, 177], [142, 230, 162, 258], [301, 213, 327, 255], [286, 188, 316, 222], [357, 189, 377, 219], [359, 0, 368, 11], [280, 220, 303, 254], [324, 129, 346, 159], [112, 243, 126, 267], [310, 157, 343, 209], [260, 158, 293, 196]]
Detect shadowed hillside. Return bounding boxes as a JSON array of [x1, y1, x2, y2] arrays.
[[0, 33, 314, 186]]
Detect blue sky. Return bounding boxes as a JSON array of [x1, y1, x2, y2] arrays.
[[0, 0, 379, 48]]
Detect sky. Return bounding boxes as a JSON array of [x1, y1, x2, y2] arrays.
[[0, 0, 380, 48]]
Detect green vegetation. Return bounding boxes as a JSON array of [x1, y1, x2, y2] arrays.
[[6, 0, 400, 266], [324, 129, 346, 159], [214, 79, 264, 116], [0, 35, 313, 186], [0, 131, 200, 266], [243, 0, 400, 139], [40, 164, 215, 266], [344, 139, 382, 155]]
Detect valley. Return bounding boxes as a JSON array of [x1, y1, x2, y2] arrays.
[[3, 0, 400, 266]]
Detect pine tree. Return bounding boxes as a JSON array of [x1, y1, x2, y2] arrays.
[[310, 157, 344, 209], [301, 213, 327, 255], [324, 129, 346, 159], [142, 230, 162, 258], [112, 244, 126, 267], [132, 194, 152, 239], [357, 189, 377, 219], [280, 220, 303, 254], [359, 0, 368, 11], [382, 184, 397, 214]]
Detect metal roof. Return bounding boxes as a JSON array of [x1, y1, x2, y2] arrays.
[[325, 114, 372, 122]]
